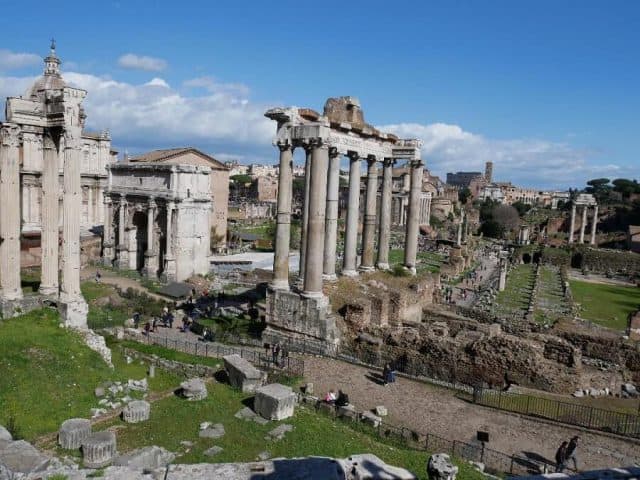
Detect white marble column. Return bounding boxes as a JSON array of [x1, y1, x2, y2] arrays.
[[376, 158, 393, 270], [299, 149, 312, 278], [342, 153, 361, 276], [590, 205, 598, 245], [579, 206, 587, 244], [143, 199, 158, 277], [404, 160, 423, 274], [271, 142, 293, 290], [302, 139, 329, 297], [116, 196, 129, 269], [39, 133, 60, 296], [0, 124, 23, 301], [59, 128, 88, 328], [87, 186, 94, 227], [360, 157, 378, 272], [569, 204, 576, 243], [425, 196, 431, 226], [102, 197, 114, 265], [322, 147, 340, 281], [97, 186, 104, 225], [164, 202, 176, 280]]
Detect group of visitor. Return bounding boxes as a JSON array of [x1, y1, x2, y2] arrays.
[[324, 389, 350, 407], [555, 436, 579, 472], [264, 343, 288, 367]]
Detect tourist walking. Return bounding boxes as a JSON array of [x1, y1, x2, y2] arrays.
[[565, 436, 579, 472], [554, 441, 567, 472], [95, 270, 102, 283]]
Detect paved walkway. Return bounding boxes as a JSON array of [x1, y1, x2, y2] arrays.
[[449, 249, 499, 307], [303, 356, 639, 471]]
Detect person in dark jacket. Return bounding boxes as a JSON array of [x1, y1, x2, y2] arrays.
[[555, 441, 568, 472], [565, 436, 579, 471]]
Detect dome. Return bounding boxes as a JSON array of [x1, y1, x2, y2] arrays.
[[24, 40, 66, 99]]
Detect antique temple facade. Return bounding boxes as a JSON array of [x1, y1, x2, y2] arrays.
[[262, 97, 424, 353]]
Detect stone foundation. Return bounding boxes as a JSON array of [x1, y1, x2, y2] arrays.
[[122, 400, 150, 423], [254, 383, 297, 421], [0, 295, 45, 319], [58, 418, 92, 450], [82, 431, 117, 468], [263, 288, 339, 355], [59, 297, 88, 329]]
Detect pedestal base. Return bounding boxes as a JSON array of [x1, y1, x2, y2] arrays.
[[269, 279, 290, 291], [59, 297, 88, 328], [376, 263, 390, 271], [38, 284, 59, 297], [322, 273, 338, 282], [358, 266, 375, 273], [341, 269, 359, 277], [0, 296, 42, 319]]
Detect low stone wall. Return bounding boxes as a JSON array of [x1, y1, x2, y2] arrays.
[[582, 248, 640, 277], [122, 347, 220, 378]]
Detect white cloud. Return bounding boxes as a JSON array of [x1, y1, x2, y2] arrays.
[[117, 53, 167, 72], [378, 122, 631, 189], [144, 77, 170, 88], [0, 49, 41, 71], [184, 76, 250, 97]]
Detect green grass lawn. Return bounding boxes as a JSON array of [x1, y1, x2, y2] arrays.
[[0, 309, 180, 440], [492, 264, 535, 316], [388, 249, 444, 274], [569, 280, 640, 331]]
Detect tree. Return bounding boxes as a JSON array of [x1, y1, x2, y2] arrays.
[[492, 204, 520, 234], [585, 178, 612, 203], [512, 201, 531, 217], [480, 219, 503, 238], [230, 174, 252, 185], [458, 187, 471, 204], [612, 178, 640, 200]]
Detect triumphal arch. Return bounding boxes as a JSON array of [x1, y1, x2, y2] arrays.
[[262, 97, 423, 353]]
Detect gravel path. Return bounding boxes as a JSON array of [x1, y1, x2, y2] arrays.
[[303, 356, 640, 471]]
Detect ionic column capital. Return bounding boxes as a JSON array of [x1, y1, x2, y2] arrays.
[[277, 140, 292, 152], [167, 201, 176, 211], [382, 157, 395, 167], [0, 123, 21, 147], [328, 146, 340, 158], [42, 133, 56, 150], [148, 198, 157, 209], [303, 137, 328, 151], [409, 158, 424, 168], [347, 151, 360, 162]]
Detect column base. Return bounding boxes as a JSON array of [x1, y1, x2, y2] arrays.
[[322, 273, 338, 282], [59, 296, 88, 329], [404, 266, 417, 276], [376, 262, 390, 271], [38, 285, 59, 297], [301, 290, 327, 304], [1, 288, 23, 302], [341, 269, 359, 277], [358, 265, 375, 273], [269, 279, 290, 291]]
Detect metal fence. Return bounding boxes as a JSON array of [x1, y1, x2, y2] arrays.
[[139, 334, 305, 377], [474, 389, 640, 439], [305, 397, 559, 476]]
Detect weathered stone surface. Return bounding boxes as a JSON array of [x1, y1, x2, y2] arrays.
[[58, 418, 92, 450], [337, 404, 357, 421], [0, 427, 11, 442], [82, 431, 117, 469], [95, 387, 106, 398], [122, 400, 150, 423], [254, 383, 296, 421], [342, 453, 417, 480], [203, 446, 223, 457], [361, 411, 382, 428], [223, 354, 264, 393], [0, 440, 49, 474], [427, 453, 458, 480], [257, 451, 271, 461], [266, 424, 293, 441], [234, 407, 269, 425], [375, 406, 388, 417], [199, 423, 225, 439], [179, 378, 207, 401], [113, 445, 175, 471]]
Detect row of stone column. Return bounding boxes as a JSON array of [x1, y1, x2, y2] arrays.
[[271, 138, 423, 297], [568, 204, 598, 245], [0, 123, 86, 325]]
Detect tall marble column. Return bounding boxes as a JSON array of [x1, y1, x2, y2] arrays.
[[302, 139, 329, 297], [0, 124, 23, 301], [360, 157, 378, 272], [271, 142, 293, 290], [569, 204, 576, 243], [39, 133, 60, 296], [404, 160, 423, 274], [116, 196, 129, 269], [376, 158, 393, 270], [322, 147, 340, 281], [59, 128, 88, 328], [102, 197, 115, 265], [342, 153, 361, 276], [298, 149, 312, 278], [425, 196, 431, 226], [164, 202, 177, 280], [87, 186, 93, 226], [579, 206, 587, 244], [143, 199, 158, 277], [590, 205, 598, 245]]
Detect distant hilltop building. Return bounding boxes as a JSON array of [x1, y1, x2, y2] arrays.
[[446, 170, 483, 188]]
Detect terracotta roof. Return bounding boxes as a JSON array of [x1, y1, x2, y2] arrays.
[[129, 147, 228, 170]]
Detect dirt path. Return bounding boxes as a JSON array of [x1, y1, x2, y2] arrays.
[[303, 356, 640, 471], [81, 266, 168, 302]]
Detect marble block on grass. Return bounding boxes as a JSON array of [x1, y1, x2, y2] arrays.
[[254, 383, 296, 421]]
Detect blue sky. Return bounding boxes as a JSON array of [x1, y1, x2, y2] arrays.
[[0, 0, 638, 189]]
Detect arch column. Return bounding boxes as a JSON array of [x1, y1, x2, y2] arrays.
[[342, 153, 361, 276], [360, 157, 378, 272], [40, 133, 60, 296], [376, 158, 393, 270], [590, 205, 598, 245], [142, 199, 158, 277], [0, 124, 23, 301], [164, 202, 177, 281], [116, 196, 129, 269], [404, 159, 423, 275], [271, 142, 293, 290], [302, 139, 329, 298], [322, 147, 340, 281], [102, 197, 115, 265]]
